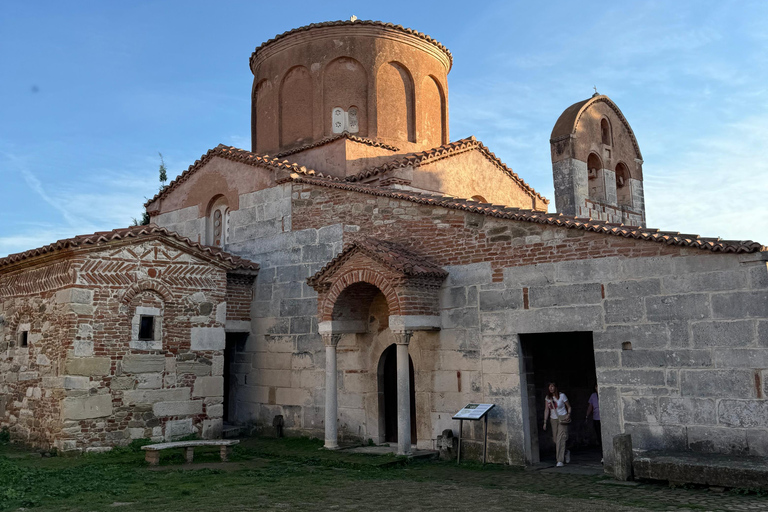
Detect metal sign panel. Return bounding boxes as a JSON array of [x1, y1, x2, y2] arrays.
[[452, 403, 494, 420]]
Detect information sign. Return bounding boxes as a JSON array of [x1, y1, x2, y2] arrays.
[[452, 403, 494, 420], [453, 403, 495, 464]]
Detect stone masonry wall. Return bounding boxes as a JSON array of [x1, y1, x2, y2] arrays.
[[219, 184, 343, 433], [288, 182, 768, 464], [154, 180, 768, 466], [0, 240, 234, 452]]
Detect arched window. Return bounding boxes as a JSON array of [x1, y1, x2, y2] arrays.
[[470, 195, 487, 203], [601, 118, 612, 146], [206, 195, 229, 248]]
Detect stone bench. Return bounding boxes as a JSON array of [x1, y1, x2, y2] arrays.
[[141, 439, 240, 466], [633, 451, 768, 491]]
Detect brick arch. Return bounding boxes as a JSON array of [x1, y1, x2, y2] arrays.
[[4, 306, 34, 333], [120, 279, 174, 305], [321, 268, 402, 322]]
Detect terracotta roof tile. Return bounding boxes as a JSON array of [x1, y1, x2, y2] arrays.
[[144, 144, 340, 208], [0, 225, 259, 272], [288, 175, 766, 254], [275, 133, 400, 158], [307, 237, 447, 288], [344, 136, 549, 204], [250, 20, 452, 71]]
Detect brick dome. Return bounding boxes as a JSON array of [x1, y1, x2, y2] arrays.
[[250, 20, 451, 155]]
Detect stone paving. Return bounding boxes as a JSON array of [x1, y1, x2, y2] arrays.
[[312, 464, 768, 512]]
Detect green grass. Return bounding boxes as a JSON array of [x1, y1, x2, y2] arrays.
[[0, 437, 411, 511], [0, 437, 761, 511]]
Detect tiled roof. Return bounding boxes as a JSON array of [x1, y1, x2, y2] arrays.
[[288, 174, 766, 254], [250, 20, 452, 71], [275, 133, 400, 158], [307, 237, 447, 287], [344, 136, 549, 204], [0, 225, 260, 272], [144, 144, 340, 208]]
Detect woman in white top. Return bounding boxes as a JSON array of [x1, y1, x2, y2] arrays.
[[542, 382, 571, 467]]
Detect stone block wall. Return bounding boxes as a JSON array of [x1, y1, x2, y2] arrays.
[[0, 239, 238, 452], [154, 179, 768, 466], [222, 184, 343, 433]]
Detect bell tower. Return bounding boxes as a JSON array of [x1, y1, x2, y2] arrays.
[[550, 94, 646, 227]]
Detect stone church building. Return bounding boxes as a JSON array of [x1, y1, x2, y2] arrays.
[[2, 20, 767, 469]]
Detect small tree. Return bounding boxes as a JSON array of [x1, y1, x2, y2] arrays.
[[158, 152, 168, 189], [131, 210, 150, 226]]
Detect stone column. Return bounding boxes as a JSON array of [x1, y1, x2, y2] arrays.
[[394, 331, 413, 456], [323, 333, 342, 449]]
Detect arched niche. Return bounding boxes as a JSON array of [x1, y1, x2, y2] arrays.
[[206, 195, 229, 248], [470, 195, 487, 203], [323, 57, 368, 137], [254, 79, 277, 153], [377, 62, 415, 143], [420, 75, 446, 147], [279, 66, 313, 148], [615, 161, 631, 206]]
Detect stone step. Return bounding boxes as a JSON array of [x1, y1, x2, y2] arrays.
[[221, 424, 244, 439], [634, 451, 768, 491]]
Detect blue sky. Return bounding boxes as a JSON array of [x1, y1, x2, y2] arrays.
[[1, 0, 767, 256]]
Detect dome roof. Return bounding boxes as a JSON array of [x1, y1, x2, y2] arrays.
[[250, 19, 453, 72]]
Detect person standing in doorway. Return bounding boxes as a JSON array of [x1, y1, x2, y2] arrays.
[[586, 383, 602, 463], [543, 382, 571, 467]]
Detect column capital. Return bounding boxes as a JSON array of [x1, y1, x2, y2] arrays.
[[392, 330, 413, 345], [322, 333, 342, 347]]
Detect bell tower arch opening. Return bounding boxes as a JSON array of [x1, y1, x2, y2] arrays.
[[615, 161, 631, 206], [587, 152, 605, 202]]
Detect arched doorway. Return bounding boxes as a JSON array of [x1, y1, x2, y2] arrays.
[[379, 344, 416, 444]]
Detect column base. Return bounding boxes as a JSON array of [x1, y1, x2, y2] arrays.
[[324, 441, 340, 450]]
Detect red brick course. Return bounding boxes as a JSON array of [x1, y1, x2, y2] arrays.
[[291, 183, 687, 283]]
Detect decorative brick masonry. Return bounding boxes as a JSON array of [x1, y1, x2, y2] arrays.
[[0, 226, 257, 452], [307, 238, 447, 321]]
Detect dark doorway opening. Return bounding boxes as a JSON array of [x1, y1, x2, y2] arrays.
[[379, 344, 416, 444], [520, 332, 601, 465], [223, 332, 248, 424]]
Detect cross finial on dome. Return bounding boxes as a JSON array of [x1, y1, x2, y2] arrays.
[[592, 85, 599, 97]]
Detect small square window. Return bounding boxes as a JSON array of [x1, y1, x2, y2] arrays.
[[138, 316, 155, 341], [18, 331, 28, 347]]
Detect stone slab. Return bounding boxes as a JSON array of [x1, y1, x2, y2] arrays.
[[191, 327, 226, 350], [61, 394, 113, 420], [122, 354, 166, 374], [65, 357, 111, 377]]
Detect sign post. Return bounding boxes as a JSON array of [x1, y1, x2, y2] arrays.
[[452, 403, 495, 464]]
